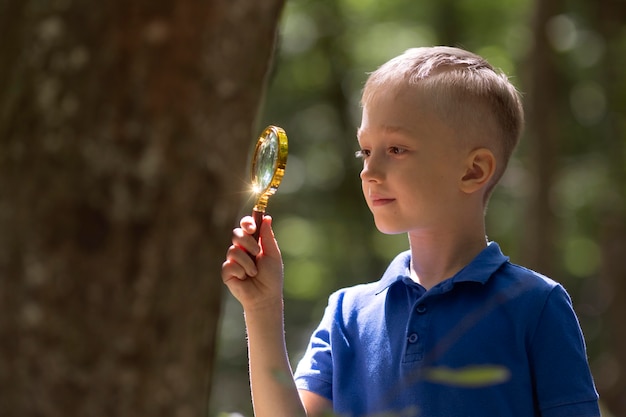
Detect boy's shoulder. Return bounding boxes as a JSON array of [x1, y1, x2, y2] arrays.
[[498, 259, 560, 289]]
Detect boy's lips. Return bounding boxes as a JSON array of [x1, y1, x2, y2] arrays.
[[370, 194, 395, 206]]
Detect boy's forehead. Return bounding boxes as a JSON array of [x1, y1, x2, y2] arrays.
[[359, 88, 431, 129], [358, 87, 464, 148]]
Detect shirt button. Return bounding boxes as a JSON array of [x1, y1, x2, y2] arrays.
[[416, 304, 427, 314], [408, 333, 419, 343]]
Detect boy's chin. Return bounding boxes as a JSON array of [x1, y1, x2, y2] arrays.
[[374, 222, 407, 235]]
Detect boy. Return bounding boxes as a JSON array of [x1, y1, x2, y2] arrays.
[[221, 46, 600, 417]]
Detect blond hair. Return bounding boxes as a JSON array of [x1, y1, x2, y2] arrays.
[[362, 46, 524, 201]]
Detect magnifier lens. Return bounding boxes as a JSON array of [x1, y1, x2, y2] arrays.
[[254, 131, 278, 193], [249, 125, 288, 243]]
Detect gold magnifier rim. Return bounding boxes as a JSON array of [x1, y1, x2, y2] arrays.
[[251, 125, 288, 211]]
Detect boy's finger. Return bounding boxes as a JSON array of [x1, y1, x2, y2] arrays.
[[240, 216, 257, 235], [221, 259, 246, 281], [259, 216, 280, 258], [225, 245, 258, 277], [233, 227, 260, 256]]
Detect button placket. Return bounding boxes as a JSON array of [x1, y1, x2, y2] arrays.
[[404, 302, 428, 363], [401, 283, 430, 364]]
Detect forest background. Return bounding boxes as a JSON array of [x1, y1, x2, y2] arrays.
[[0, 0, 624, 416], [214, 0, 625, 416]]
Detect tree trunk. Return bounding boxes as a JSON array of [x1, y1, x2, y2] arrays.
[[521, 0, 562, 276], [593, 0, 626, 413], [0, 1, 284, 416]]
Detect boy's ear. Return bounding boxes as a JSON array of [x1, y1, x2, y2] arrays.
[[459, 148, 496, 194]]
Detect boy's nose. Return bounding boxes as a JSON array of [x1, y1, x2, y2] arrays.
[[360, 158, 384, 183]]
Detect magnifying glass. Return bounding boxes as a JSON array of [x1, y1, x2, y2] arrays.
[[250, 125, 288, 241]]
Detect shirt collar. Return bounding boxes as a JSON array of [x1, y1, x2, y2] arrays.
[[374, 241, 509, 295]]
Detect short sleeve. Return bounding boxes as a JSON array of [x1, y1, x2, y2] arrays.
[[293, 292, 338, 401], [529, 285, 600, 417]]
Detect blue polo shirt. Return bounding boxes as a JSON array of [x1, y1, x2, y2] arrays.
[[294, 242, 599, 417]]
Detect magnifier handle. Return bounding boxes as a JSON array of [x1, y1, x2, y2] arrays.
[[252, 208, 264, 242]]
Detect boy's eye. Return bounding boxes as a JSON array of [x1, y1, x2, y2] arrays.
[[355, 149, 370, 158], [389, 147, 406, 155]]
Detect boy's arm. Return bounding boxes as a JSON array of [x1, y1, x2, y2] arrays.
[[222, 216, 317, 417], [299, 390, 333, 416], [243, 300, 306, 417], [244, 302, 332, 416]]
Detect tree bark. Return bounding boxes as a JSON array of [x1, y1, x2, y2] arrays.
[[521, 0, 562, 276], [593, 0, 626, 414], [0, 1, 284, 416]]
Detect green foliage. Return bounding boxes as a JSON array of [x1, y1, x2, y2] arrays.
[[212, 0, 623, 414], [423, 365, 511, 388]]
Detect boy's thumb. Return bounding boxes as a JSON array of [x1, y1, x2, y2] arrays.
[[259, 216, 280, 258]]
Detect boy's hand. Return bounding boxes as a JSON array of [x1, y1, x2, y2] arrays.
[[221, 215, 284, 312]]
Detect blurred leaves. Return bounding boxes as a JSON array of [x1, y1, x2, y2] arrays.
[[213, 0, 626, 414], [423, 365, 511, 388]]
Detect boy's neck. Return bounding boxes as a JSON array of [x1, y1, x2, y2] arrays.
[[407, 226, 488, 290]]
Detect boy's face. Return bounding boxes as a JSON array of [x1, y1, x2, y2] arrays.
[[357, 87, 469, 235]]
